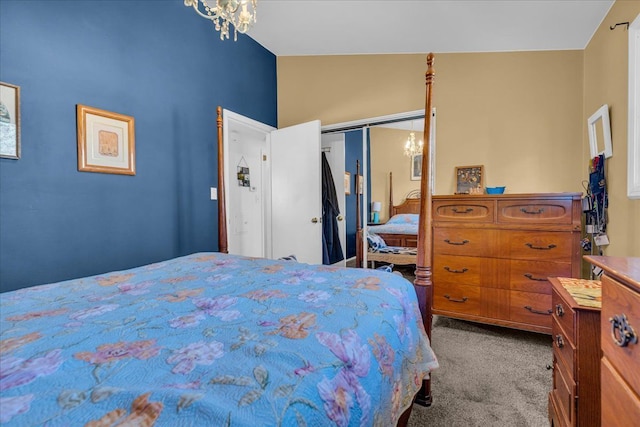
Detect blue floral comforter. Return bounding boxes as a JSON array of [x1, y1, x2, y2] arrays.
[[0, 253, 437, 426], [369, 214, 419, 235]]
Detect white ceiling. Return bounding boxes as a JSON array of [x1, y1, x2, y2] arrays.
[[246, 0, 615, 56]]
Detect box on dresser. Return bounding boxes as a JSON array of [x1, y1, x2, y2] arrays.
[[432, 193, 582, 334], [584, 256, 640, 427]]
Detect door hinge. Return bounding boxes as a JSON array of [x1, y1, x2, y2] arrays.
[[263, 155, 267, 161]]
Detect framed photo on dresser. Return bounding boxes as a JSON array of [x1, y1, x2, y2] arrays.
[[455, 165, 484, 194]]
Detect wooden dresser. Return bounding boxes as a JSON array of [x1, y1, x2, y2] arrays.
[[431, 193, 582, 333], [548, 277, 601, 427], [584, 256, 640, 427]]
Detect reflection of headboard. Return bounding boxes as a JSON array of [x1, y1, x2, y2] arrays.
[[388, 171, 420, 217]]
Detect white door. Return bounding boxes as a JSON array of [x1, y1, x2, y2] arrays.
[[223, 111, 275, 258], [270, 121, 323, 264], [321, 134, 346, 266]]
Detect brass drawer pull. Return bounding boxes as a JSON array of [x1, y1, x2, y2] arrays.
[[444, 294, 468, 303], [555, 304, 565, 317], [444, 266, 468, 274], [524, 305, 552, 315], [610, 314, 638, 347], [444, 239, 469, 246], [451, 207, 473, 214], [524, 273, 547, 282], [520, 207, 545, 215], [525, 243, 557, 250], [555, 334, 565, 348]]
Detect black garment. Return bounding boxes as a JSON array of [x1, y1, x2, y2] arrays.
[[321, 152, 345, 265]]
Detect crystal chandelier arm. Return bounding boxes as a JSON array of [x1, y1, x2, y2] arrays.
[[184, 0, 220, 20]]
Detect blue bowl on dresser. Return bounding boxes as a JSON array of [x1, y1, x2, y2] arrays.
[[485, 186, 506, 194]]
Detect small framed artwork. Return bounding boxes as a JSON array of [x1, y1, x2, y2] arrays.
[[411, 154, 422, 181], [455, 165, 484, 194], [0, 82, 21, 159], [344, 172, 351, 195], [358, 175, 364, 195], [77, 104, 135, 175]]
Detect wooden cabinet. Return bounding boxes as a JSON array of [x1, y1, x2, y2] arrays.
[[584, 256, 640, 427], [432, 193, 582, 333], [548, 277, 601, 427]]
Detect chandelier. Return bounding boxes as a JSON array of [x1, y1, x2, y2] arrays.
[[404, 132, 424, 157], [184, 0, 258, 41]]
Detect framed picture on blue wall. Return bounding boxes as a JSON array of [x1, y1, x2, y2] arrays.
[[0, 82, 20, 159], [76, 104, 136, 175]]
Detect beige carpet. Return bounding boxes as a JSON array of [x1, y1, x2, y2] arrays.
[[408, 315, 552, 426]]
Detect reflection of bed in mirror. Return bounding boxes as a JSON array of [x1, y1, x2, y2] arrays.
[[356, 172, 420, 268]]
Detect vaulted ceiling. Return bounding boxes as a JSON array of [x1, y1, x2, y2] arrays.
[[246, 0, 615, 56]]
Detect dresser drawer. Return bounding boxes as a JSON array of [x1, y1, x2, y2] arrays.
[[433, 282, 481, 315], [552, 357, 576, 427], [433, 200, 494, 223], [601, 274, 640, 395], [510, 291, 552, 329], [433, 255, 501, 287], [552, 287, 576, 341], [510, 260, 571, 294], [433, 228, 498, 257], [601, 357, 640, 427], [506, 231, 573, 262], [552, 315, 575, 377], [497, 198, 574, 225]]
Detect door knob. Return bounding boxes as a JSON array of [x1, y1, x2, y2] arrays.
[[337, 215, 344, 221], [311, 217, 319, 223]]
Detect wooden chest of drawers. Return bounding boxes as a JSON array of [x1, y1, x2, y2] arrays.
[[584, 256, 640, 427], [548, 277, 601, 427], [432, 193, 582, 333]]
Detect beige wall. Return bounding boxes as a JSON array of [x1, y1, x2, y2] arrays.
[[584, 0, 640, 257], [277, 0, 640, 257]]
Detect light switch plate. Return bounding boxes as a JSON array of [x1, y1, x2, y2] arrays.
[[210, 187, 217, 200]]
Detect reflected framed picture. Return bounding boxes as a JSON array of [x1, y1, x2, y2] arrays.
[[344, 172, 351, 195], [77, 104, 135, 175], [0, 82, 21, 159], [455, 165, 484, 194], [411, 154, 422, 181]]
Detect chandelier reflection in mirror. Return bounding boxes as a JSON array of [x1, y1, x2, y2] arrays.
[[184, 0, 257, 41], [404, 132, 423, 157]]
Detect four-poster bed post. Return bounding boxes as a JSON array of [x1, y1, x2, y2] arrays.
[[414, 52, 435, 406], [388, 171, 394, 219]]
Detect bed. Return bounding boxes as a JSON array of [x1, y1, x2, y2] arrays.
[[0, 253, 437, 426], [0, 53, 438, 426], [355, 174, 421, 268]]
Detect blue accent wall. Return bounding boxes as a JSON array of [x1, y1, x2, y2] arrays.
[[0, 0, 277, 292], [344, 130, 364, 259]]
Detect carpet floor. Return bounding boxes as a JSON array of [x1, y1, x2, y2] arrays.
[[408, 315, 553, 426]]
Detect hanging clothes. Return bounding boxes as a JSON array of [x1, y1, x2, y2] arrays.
[[321, 152, 345, 265]]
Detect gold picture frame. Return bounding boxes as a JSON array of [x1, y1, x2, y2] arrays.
[[0, 82, 21, 159], [455, 165, 484, 194], [77, 104, 135, 175], [344, 171, 351, 195]]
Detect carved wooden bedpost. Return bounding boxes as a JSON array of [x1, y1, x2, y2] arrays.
[[414, 53, 435, 407], [388, 172, 394, 219], [216, 106, 228, 254]]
